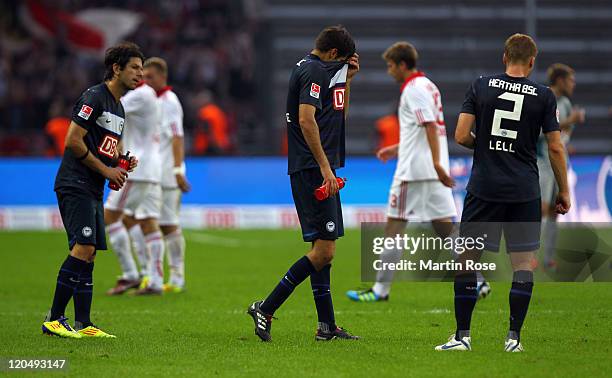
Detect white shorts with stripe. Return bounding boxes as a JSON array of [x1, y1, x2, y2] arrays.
[[386, 179, 457, 221], [159, 188, 182, 226], [105, 181, 162, 220]]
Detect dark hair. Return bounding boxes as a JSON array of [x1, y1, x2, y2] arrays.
[[104, 42, 145, 81], [314, 25, 355, 58], [504, 33, 538, 64], [547, 63, 574, 85], [382, 42, 418, 70]]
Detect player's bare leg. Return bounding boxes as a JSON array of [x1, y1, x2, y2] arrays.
[[161, 224, 186, 292], [105, 209, 140, 294]]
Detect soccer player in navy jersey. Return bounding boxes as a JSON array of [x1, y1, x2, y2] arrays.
[[247, 25, 360, 341], [42, 42, 143, 338], [435, 34, 570, 352]]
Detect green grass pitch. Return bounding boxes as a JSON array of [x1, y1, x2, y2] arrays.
[[1, 230, 611, 377]]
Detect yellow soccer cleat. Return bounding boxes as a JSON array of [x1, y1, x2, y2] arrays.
[[162, 283, 185, 293], [42, 317, 82, 339], [76, 325, 116, 338], [139, 276, 150, 290]]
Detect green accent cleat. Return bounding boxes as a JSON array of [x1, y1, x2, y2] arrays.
[[346, 288, 388, 302]]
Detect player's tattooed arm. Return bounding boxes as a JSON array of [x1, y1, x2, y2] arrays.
[[425, 121, 455, 188], [455, 113, 476, 149], [545, 130, 571, 214], [299, 103, 339, 196], [65, 121, 128, 188]]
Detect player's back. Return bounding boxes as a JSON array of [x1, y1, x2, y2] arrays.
[[463, 73, 558, 202], [121, 83, 162, 182]]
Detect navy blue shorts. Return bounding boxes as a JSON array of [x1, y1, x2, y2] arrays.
[[56, 190, 107, 251], [460, 192, 541, 253], [290, 168, 344, 242]]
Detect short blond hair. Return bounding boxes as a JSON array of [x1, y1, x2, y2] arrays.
[[382, 42, 418, 69], [144, 57, 168, 76], [504, 33, 538, 64]]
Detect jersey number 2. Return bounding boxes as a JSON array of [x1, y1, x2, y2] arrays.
[[491, 92, 523, 139]]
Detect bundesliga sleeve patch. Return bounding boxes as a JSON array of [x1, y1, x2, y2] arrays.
[[78, 105, 93, 120], [310, 83, 321, 99], [556, 109, 560, 122]]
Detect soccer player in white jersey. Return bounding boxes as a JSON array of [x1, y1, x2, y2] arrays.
[[347, 42, 461, 302], [143, 57, 190, 293], [104, 79, 166, 295]]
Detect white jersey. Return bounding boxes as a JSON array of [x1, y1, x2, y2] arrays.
[[158, 88, 184, 188], [395, 72, 450, 182], [121, 84, 162, 182]]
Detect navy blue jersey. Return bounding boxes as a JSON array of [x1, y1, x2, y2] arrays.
[[461, 73, 559, 202], [55, 83, 125, 199], [286, 54, 348, 174]]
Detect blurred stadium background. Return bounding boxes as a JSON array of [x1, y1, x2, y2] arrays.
[[0, 0, 611, 227]]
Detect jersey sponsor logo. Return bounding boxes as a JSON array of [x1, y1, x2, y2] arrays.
[[333, 88, 345, 110], [78, 105, 93, 120], [310, 83, 321, 99], [98, 135, 119, 158]]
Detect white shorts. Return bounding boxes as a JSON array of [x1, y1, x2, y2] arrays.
[[160, 188, 182, 226], [386, 179, 457, 221], [105, 181, 162, 220]]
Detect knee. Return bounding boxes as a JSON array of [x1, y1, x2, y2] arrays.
[[310, 241, 335, 268], [71, 243, 96, 262]]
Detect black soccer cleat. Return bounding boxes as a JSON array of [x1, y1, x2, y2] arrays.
[[315, 326, 360, 341], [247, 300, 274, 342]]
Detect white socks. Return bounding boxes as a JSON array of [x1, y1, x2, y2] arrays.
[[145, 231, 165, 290], [373, 247, 402, 297], [107, 221, 139, 281], [165, 229, 186, 288], [129, 225, 147, 276]]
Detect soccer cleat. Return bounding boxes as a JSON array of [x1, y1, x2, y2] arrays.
[[315, 326, 360, 341], [132, 286, 162, 295], [74, 322, 116, 338], [139, 275, 150, 290], [435, 334, 472, 351], [162, 283, 185, 293], [504, 338, 524, 352], [477, 280, 492, 300], [346, 288, 388, 302], [106, 278, 141, 295], [246, 300, 274, 342], [42, 317, 82, 339]]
